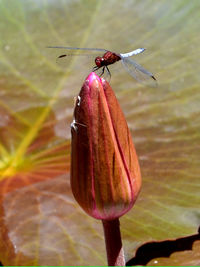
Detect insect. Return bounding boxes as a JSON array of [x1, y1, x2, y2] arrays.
[[48, 46, 157, 86]]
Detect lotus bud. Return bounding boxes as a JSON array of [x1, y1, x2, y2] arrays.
[[70, 72, 141, 220]]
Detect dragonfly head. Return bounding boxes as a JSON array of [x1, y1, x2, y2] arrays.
[[95, 56, 104, 67]]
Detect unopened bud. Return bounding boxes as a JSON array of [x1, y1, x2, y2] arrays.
[[70, 72, 141, 220]]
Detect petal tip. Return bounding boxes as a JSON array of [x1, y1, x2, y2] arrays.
[[86, 72, 102, 86]]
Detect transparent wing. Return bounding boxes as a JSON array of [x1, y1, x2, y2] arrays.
[[47, 46, 107, 66], [47, 46, 108, 52], [121, 57, 157, 87], [55, 53, 100, 63], [47, 46, 107, 68]]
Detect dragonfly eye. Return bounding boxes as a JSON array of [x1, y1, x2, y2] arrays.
[[95, 57, 103, 67]]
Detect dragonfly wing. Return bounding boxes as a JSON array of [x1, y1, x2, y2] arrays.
[[57, 53, 101, 59], [55, 53, 101, 67], [47, 46, 108, 52], [121, 57, 157, 87], [48, 46, 107, 66], [47, 47, 107, 67]]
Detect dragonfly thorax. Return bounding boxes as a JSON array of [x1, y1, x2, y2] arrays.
[[95, 51, 121, 68], [95, 56, 105, 67]]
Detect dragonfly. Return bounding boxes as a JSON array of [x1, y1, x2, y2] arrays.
[[47, 46, 157, 86]]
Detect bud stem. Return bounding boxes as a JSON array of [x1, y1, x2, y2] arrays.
[[102, 219, 125, 266]]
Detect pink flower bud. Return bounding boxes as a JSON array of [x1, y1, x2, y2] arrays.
[[70, 72, 141, 220]]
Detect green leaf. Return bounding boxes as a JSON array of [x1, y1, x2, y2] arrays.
[[0, 0, 200, 265]]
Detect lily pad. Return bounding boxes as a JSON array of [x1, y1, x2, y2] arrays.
[[0, 0, 200, 265]]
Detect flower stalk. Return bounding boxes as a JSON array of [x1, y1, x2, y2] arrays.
[[102, 218, 125, 266]]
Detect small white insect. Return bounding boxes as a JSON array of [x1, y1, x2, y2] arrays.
[[77, 95, 81, 106], [70, 119, 86, 131]]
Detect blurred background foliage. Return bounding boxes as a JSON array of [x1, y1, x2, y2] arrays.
[[0, 0, 200, 265]]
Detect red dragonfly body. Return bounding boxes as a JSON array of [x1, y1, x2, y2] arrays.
[[95, 51, 121, 67], [48, 46, 157, 86], [93, 51, 121, 76]]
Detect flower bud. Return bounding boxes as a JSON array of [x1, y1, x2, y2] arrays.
[[70, 72, 141, 220]]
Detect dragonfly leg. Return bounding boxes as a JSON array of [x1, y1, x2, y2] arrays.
[[105, 66, 111, 78], [99, 66, 105, 77], [93, 66, 110, 78], [92, 65, 104, 76], [92, 66, 99, 72]]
